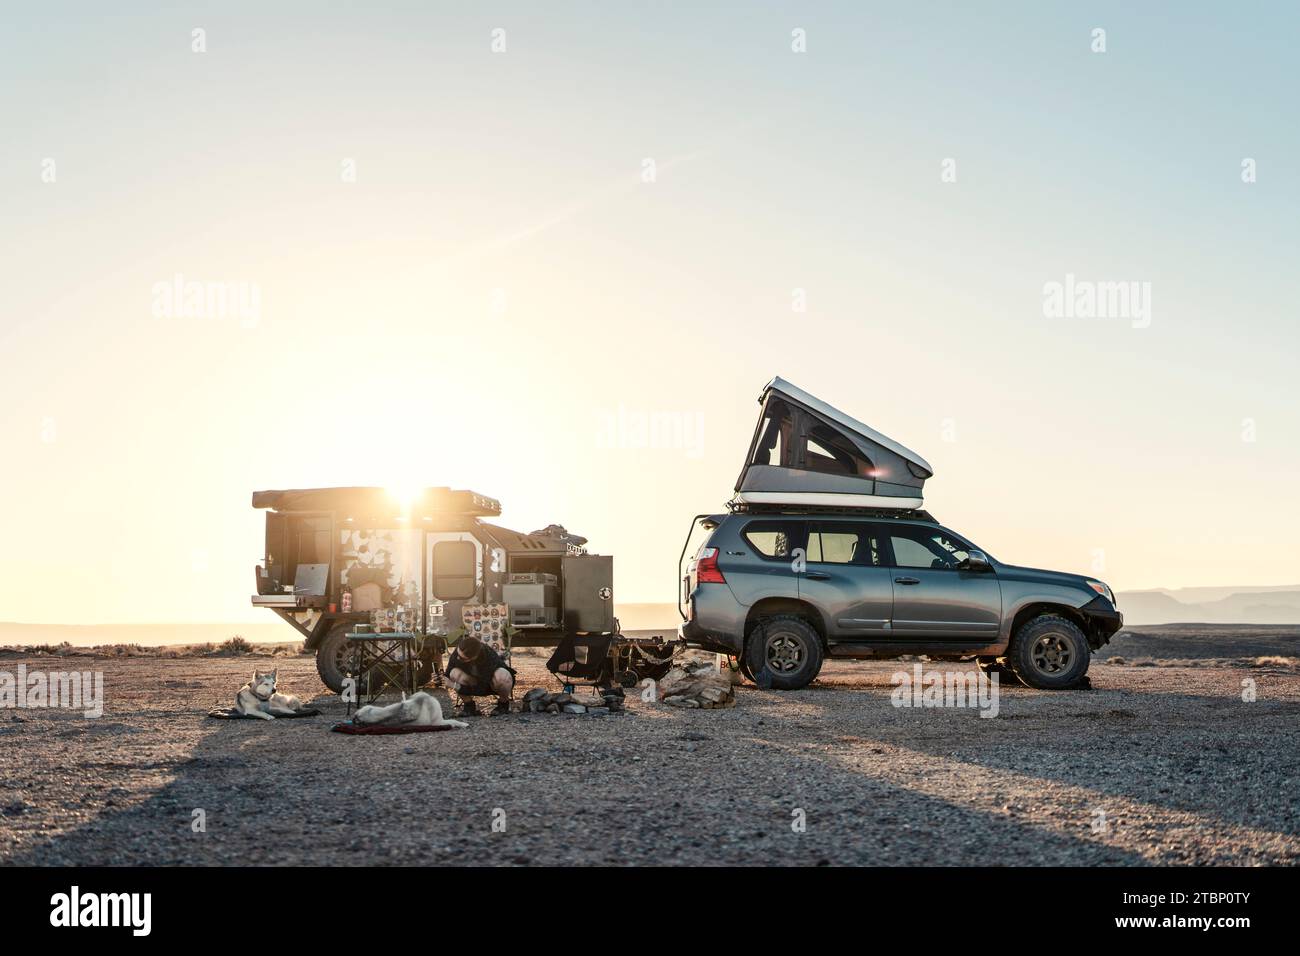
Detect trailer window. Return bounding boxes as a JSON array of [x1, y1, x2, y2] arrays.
[[432, 540, 477, 600]]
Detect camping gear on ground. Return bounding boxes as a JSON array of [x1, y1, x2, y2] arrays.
[[520, 685, 625, 715], [732, 377, 933, 511], [346, 630, 420, 711], [610, 637, 678, 686], [716, 653, 743, 686]]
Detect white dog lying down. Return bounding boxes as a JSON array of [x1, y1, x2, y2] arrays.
[[352, 691, 469, 729], [235, 669, 308, 720]]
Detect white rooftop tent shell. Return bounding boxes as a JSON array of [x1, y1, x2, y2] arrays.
[[733, 377, 934, 510]]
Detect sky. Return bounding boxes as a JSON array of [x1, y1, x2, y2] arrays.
[[1, 2, 1297, 625]]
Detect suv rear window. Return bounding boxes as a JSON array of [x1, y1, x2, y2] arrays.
[[742, 521, 798, 559]]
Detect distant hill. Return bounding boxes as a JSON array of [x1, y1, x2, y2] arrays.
[[0, 621, 294, 648], [1116, 586, 1300, 625]]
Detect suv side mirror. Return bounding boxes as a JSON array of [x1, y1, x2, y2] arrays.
[[960, 550, 991, 573]]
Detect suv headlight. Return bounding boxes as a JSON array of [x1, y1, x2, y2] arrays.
[[1086, 580, 1115, 604]]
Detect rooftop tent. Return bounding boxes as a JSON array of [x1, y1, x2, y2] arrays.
[[733, 377, 934, 510]]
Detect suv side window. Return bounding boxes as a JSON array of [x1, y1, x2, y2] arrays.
[[807, 523, 882, 566], [742, 520, 802, 560], [887, 525, 971, 570]]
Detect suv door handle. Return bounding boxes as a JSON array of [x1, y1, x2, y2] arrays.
[[894, 576, 920, 585], [804, 571, 831, 580]]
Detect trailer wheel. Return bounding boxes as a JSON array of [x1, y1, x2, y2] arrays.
[[317, 625, 442, 694], [315, 624, 353, 694]]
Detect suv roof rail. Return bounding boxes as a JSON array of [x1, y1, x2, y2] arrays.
[[725, 498, 937, 522]]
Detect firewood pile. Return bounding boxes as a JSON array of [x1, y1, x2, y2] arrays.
[[519, 685, 625, 715], [655, 660, 736, 710]]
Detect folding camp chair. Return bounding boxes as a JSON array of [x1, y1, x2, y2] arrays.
[[546, 631, 616, 693], [345, 630, 418, 713]]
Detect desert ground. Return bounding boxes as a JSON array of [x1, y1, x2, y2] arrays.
[[2, 626, 1298, 866]]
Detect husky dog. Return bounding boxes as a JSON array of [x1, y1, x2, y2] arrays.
[[352, 691, 468, 729], [235, 669, 307, 720]]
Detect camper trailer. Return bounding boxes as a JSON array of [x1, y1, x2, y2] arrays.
[[250, 487, 670, 692]]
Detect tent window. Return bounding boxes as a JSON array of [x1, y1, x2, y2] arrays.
[[750, 399, 792, 467], [803, 424, 873, 477]]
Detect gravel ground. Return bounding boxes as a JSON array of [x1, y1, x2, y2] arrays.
[[2, 649, 1298, 866]]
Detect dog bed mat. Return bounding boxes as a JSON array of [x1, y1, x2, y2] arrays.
[[331, 721, 457, 734], [207, 707, 323, 719]]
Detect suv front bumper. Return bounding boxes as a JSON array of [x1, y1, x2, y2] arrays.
[[1080, 595, 1124, 646]]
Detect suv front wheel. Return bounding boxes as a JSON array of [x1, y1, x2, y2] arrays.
[[744, 615, 824, 690], [1007, 614, 1090, 689]]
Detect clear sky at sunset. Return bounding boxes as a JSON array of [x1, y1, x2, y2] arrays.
[[2, 2, 1297, 625]]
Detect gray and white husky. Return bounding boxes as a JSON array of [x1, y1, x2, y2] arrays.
[[235, 669, 307, 720], [353, 691, 468, 729]]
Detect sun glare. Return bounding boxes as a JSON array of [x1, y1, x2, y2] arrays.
[[387, 485, 422, 517]]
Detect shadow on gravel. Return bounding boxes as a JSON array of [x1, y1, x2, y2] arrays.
[[7, 688, 1158, 867], [749, 672, 1300, 862]]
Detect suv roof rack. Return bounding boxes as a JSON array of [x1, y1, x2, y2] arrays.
[[725, 498, 937, 522]]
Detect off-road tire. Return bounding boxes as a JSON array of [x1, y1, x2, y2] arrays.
[[315, 625, 439, 694], [1007, 614, 1091, 689], [744, 615, 824, 690]]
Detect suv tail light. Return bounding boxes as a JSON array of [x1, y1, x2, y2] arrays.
[[696, 547, 726, 584]]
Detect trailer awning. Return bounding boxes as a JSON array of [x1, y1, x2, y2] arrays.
[[251, 487, 501, 517]]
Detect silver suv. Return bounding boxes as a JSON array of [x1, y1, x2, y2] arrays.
[[679, 511, 1122, 690]]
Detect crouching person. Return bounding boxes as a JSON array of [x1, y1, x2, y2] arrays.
[[445, 635, 515, 716]]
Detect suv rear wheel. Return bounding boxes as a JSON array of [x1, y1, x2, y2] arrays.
[[744, 615, 824, 690], [1007, 614, 1090, 689]]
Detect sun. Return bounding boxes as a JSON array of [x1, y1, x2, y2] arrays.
[[386, 485, 423, 518]]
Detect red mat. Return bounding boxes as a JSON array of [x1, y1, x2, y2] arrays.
[[331, 721, 458, 735]]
